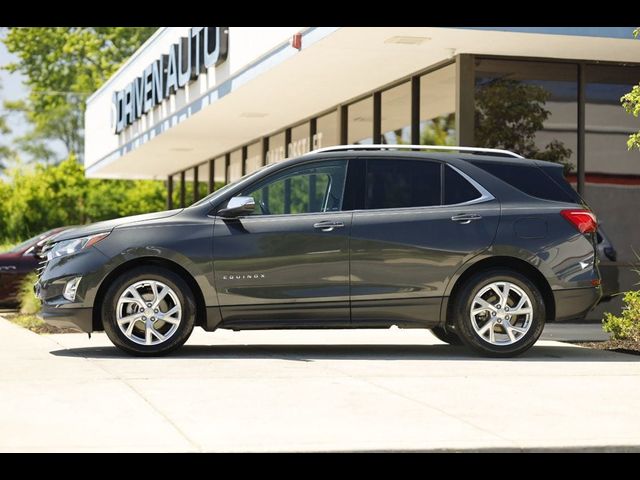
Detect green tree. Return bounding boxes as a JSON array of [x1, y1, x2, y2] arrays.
[[475, 78, 573, 174], [1, 157, 166, 242], [2, 27, 157, 162], [621, 28, 640, 151]]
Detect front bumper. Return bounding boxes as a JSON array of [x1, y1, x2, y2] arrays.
[[39, 305, 93, 333], [553, 286, 602, 322]]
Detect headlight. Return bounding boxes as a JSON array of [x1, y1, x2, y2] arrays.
[[47, 232, 110, 261]]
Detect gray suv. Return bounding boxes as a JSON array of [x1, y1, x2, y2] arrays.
[[36, 145, 602, 357]]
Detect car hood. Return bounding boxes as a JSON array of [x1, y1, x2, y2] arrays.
[[51, 209, 184, 242]]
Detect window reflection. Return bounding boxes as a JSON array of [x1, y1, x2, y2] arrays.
[[420, 64, 456, 146], [245, 142, 262, 174], [213, 156, 226, 188], [315, 111, 338, 149], [381, 82, 411, 144], [289, 122, 311, 157], [474, 59, 577, 174], [267, 131, 286, 164], [229, 149, 242, 182], [584, 64, 640, 264], [348, 96, 373, 144]]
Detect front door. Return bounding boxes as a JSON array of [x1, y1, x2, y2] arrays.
[[213, 159, 352, 328], [350, 157, 500, 327]]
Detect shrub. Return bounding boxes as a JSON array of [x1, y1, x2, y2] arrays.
[[603, 289, 640, 342], [18, 272, 40, 315]]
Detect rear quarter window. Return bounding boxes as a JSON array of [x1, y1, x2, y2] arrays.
[[474, 162, 578, 203]]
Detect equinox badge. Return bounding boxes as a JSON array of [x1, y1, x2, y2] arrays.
[[222, 274, 266, 280]]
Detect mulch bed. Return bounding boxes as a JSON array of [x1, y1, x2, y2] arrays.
[[2, 312, 77, 334], [576, 340, 640, 356]]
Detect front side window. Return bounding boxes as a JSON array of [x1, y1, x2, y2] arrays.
[[243, 161, 348, 216], [365, 159, 441, 209]]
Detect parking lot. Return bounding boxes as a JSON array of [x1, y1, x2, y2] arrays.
[[1, 316, 639, 452]]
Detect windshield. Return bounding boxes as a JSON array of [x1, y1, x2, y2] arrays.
[[2, 229, 55, 254], [189, 163, 279, 208]]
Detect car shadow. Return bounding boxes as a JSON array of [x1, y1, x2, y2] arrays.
[[49, 343, 640, 362]]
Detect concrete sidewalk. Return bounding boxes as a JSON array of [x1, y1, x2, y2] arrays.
[[1, 316, 639, 452]]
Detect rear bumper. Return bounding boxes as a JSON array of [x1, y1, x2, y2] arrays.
[[553, 286, 602, 322], [39, 305, 92, 333]]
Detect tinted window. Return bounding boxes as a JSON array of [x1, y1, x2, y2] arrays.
[[475, 161, 577, 203], [444, 166, 481, 204], [243, 161, 347, 215], [365, 159, 441, 209]]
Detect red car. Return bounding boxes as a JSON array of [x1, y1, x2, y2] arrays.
[[0, 227, 72, 306]]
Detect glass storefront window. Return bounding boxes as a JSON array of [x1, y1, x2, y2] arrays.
[[584, 64, 640, 265], [266, 131, 286, 164], [171, 173, 181, 207], [197, 161, 209, 197], [420, 64, 456, 146], [474, 59, 578, 173], [348, 96, 373, 144], [245, 141, 263, 174], [315, 110, 338, 149], [229, 149, 243, 182], [289, 122, 311, 157], [214, 156, 226, 188], [381, 81, 411, 144]]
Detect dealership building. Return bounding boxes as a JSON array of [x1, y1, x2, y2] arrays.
[[85, 26, 640, 312]]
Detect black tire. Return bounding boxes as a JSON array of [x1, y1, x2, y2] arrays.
[[430, 326, 464, 346], [102, 266, 196, 356], [452, 268, 545, 358]]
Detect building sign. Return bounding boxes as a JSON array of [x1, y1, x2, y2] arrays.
[[111, 27, 228, 134]]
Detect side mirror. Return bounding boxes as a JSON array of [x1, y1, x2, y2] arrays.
[[218, 196, 256, 218]]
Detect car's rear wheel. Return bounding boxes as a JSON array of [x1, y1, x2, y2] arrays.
[[102, 266, 196, 356], [452, 268, 545, 357], [430, 326, 463, 345]]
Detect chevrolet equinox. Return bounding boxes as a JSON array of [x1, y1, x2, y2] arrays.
[[36, 145, 602, 357]]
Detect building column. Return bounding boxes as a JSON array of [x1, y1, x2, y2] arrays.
[[208, 159, 215, 193], [242, 145, 248, 176], [262, 137, 269, 166], [456, 54, 475, 147], [339, 105, 348, 145], [179, 171, 186, 208], [167, 175, 173, 210], [193, 165, 199, 203], [373, 91, 381, 143], [411, 76, 420, 145]]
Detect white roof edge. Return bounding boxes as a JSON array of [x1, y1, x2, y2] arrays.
[[86, 27, 169, 103]]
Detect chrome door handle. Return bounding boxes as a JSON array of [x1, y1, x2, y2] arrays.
[[451, 213, 483, 224], [313, 221, 345, 232]]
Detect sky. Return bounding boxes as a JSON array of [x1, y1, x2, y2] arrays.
[[0, 39, 29, 140], [0, 34, 65, 167]]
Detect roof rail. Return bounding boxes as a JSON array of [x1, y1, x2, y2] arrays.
[[306, 144, 524, 159]]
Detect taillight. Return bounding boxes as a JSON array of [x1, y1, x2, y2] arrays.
[[560, 209, 597, 234]]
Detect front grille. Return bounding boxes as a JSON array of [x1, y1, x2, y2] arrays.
[[36, 244, 52, 281]]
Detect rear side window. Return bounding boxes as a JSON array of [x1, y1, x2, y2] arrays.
[[365, 159, 441, 209], [474, 162, 577, 203], [444, 166, 481, 204]]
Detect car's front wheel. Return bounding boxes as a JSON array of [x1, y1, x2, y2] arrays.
[[452, 268, 545, 357], [102, 266, 196, 356]]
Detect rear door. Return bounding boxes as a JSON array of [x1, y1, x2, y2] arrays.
[[350, 157, 500, 326]]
